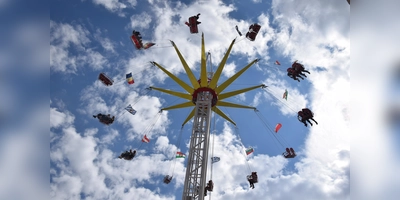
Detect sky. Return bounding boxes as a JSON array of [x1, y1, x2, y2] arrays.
[[1, 0, 400, 200]]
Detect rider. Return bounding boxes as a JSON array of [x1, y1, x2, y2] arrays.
[[118, 149, 136, 160], [287, 68, 304, 82], [292, 61, 310, 74], [302, 108, 318, 125]]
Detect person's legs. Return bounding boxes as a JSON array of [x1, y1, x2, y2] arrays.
[[310, 118, 318, 124], [307, 119, 313, 126], [302, 120, 307, 126]]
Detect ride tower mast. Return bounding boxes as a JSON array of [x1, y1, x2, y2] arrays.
[[150, 33, 264, 199]]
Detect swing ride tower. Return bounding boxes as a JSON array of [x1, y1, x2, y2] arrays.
[[150, 33, 264, 199]]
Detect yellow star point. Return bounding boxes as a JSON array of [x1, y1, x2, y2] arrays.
[[151, 34, 264, 126]]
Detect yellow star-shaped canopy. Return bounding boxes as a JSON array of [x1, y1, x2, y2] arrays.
[[150, 33, 265, 126]]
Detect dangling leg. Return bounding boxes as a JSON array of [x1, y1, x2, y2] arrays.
[[304, 70, 310, 74], [310, 118, 318, 124], [299, 72, 307, 77], [307, 119, 313, 126]]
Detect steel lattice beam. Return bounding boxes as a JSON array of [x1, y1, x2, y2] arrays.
[[182, 91, 212, 200]]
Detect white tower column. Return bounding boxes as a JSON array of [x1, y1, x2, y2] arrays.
[[182, 91, 212, 200]]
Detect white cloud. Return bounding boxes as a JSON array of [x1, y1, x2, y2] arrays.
[[262, 76, 308, 116], [50, 21, 108, 73], [203, 123, 349, 199], [92, 0, 127, 17], [99, 37, 116, 53], [0, 106, 49, 200], [100, 128, 119, 144], [50, 105, 183, 199], [129, 12, 153, 30], [50, 106, 75, 129], [222, 62, 237, 78], [50, 0, 352, 199], [78, 49, 108, 70]]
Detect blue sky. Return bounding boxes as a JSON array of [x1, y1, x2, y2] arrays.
[[48, 0, 351, 199], [4, 0, 400, 200]]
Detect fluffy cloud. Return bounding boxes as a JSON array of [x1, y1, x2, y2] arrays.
[[50, 0, 351, 199], [129, 12, 153, 30], [50, 21, 108, 73], [50, 105, 182, 199], [92, 0, 127, 16]]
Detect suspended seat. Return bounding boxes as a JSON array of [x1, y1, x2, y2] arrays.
[[205, 180, 213, 191], [163, 175, 173, 184], [204, 180, 214, 196], [292, 62, 305, 72], [246, 23, 261, 41], [98, 73, 114, 86], [118, 149, 136, 160], [251, 172, 258, 183], [185, 15, 200, 34], [93, 113, 115, 125], [247, 172, 258, 183], [282, 147, 296, 158], [298, 108, 318, 127], [247, 172, 258, 189], [131, 30, 143, 50]]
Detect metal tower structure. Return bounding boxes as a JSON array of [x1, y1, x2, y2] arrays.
[[150, 33, 265, 199]]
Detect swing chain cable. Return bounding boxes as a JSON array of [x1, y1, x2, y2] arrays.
[[209, 110, 216, 180], [111, 62, 154, 86], [171, 125, 184, 176], [234, 37, 246, 44], [221, 107, 252, 172], [233, 125, 252, 173], [149, 40, 174, 49], [206, 111, 217, 200], [253, 109, 286, 149], [264, 87, 296, 112], [115, 87, 154, 119], [132, 87, 154, 106], [257, 110, 291, 148], [136, 110, 163, 151], [207, 51, 213, 74], [132, 62, 155, 77], [262, 87, 298, 113]]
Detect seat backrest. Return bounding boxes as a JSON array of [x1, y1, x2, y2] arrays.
[[189, 16, 198, 33]]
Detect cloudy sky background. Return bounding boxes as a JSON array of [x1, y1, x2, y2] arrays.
[[48, 0, 351, 199], [1, 0, 400, 200]]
